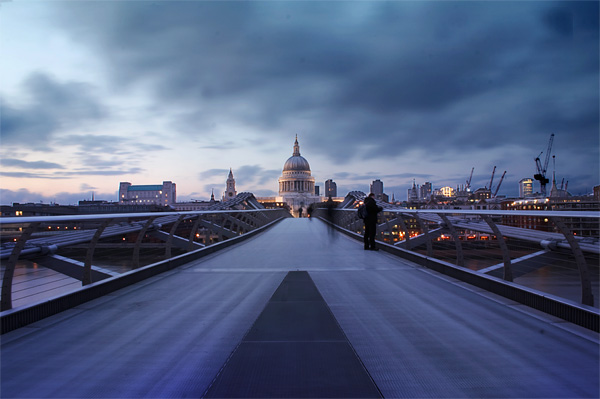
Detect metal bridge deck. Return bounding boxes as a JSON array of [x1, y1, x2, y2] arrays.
[[1, 218, 598, 398]]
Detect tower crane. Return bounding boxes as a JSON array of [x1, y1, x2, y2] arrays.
[[488, 166, 496, 190], [493, 171, 507, 197], [534, 133, 554, 196], [466, 167, 474, 191]]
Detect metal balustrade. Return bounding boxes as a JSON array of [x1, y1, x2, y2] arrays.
[[313, 207, 600, 312], [0, 209, 290, 312]]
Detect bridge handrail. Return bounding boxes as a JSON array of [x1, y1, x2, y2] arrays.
[[1, 208, 291, 313], [341, 207, 600, 219], [317, 206, 599, 308], [0, 208, 285, 225]]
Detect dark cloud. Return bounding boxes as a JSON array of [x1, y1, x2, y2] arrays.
[[50, 134, 166, 173], [0, 158, 64, 169], [56, 134, 167, 154], [47, 1, 599, 191], [0, 171, 69, 179], [67, 168, 144, 176], [1, 72, 108, 148], [0, 168, 143, 179]]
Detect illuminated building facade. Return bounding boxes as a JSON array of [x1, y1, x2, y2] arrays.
[[119, 181, 176, 206], [519, 178, 534, 198]]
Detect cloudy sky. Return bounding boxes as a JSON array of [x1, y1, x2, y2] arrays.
[[1, 0, 598, 205]]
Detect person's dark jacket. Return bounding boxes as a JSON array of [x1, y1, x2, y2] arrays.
[[364, 196, 382, 222]]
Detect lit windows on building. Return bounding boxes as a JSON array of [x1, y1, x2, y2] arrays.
[[439, 186, 455, 198], [325, 179, 337, 198], [118, 181, 176, 206], [519, 178, 534, 198]]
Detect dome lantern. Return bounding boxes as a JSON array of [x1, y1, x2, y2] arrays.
[[283, 136, 311, 172]]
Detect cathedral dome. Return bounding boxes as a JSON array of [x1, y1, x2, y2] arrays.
[[283, 155, 311, 172], [282, 136, 311, 172]]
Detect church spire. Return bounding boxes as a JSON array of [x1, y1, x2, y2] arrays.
[[293, 135, 301, 156]]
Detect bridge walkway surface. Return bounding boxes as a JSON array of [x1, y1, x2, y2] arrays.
[[1, 218, 599, 398]]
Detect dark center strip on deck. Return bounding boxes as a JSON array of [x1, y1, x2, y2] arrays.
[[203, 271, 382, 398]]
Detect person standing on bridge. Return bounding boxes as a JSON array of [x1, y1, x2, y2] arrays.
[[363, 193, 383, 251]]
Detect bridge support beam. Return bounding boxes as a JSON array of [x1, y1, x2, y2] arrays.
[[187, 217, 204, 251], [551, 217, 594, 306], [1, 222, 40, 311], [226, 213, 253, 233], [148, 230, 204, 251], [133, 217, 158, 269], [483, 215, 513, 282], [199, 219, 237, 241], [415, 214, 433, 257], [39, 254, 116, 282], [165, 215, 186, 259], [438, 214, 465, 267], [238, 212, 258, 228], [393, 216, 412, 250], [84, 219, 112, 285]]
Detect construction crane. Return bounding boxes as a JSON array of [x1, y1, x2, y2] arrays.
[[534, 133, 554, 196], [465, 167, 474, 191], [493, 171, 507, 197], [488, 166, 496, 190]]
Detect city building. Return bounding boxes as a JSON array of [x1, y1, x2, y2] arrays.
[[276, 136, 321, 216], [407, 180, 419, 202], [502, 196, 599, 237], [173, 190, 218, 211], [325, 179, 337, 198], [472, 187, 491, 201], [119, 181, 176, 206], [519, 178, 534, 198], [370, 179, 383, 198], [224, 168, 237, 200], [420, 182, 432, 200], [438, 186, 455, 198]]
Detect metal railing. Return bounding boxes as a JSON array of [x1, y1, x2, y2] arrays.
[[314, 207, 599, 310], [0, 209, 290, 312]]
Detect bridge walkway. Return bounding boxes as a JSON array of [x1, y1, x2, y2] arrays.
[[1, 218, 598, 398]]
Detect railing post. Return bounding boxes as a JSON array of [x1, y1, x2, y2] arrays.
[[551, 217, 594, 306], [378, 214, 391, 243], [438, 214, 465, 267], [165, 215, 186, 259], [1, 222, 40, 311], [188, 217, 203, 251], [415, 214, 433, 257], [83, 219, 113, 285], [396, 215, 411, 249], [133, 217, 158, 269], [482, 215, 513, 282]]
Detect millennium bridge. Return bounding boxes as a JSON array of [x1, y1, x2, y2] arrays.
[[1, 193, 599, 398]]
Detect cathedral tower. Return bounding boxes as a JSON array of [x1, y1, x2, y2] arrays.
[[224, 168, 237, 200]]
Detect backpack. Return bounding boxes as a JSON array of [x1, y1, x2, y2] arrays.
[[357, 204, 367, 219]]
